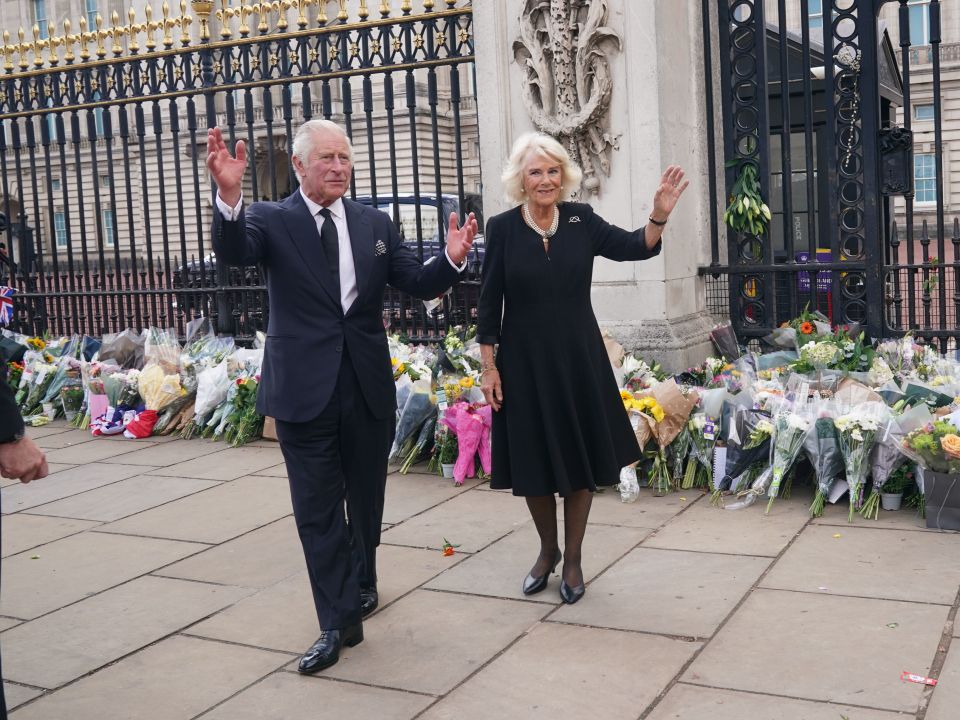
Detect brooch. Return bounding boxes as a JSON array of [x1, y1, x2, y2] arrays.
[[569, 216, 581, 223], [375, 240, 387, 256]]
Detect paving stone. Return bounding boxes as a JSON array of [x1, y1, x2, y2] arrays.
[[8, 635, 291, 720], [101, 440, 228, 467], [1, 531, 204, 619], [100, 475, 292, 544], [33, 430, 99, 450], [2, 576, 251, 689], [321, 589, 549, 695], [582, 488, 698, 529], [189, 545, 456, 650], [382, 472, 482, 525], [684, 588, 948, 712], [553, 547, 769, 638], [22, 423, 73, 439], [250, 462, 288, 477], [2, 514, 98, 557], [201, 671, 433, 720], [646, 684, 907, 720], [28, 475, 221, 522], [4, 682, 43, 711], [420, 622, 700, 720], [381, 489, 531, 553], [45, 439, 151, 465], [427, 520, 649, 603], [761, 524, 960, 604], [0, 616, 22, 631], [644, 494, 811, 556], [1, 463, 75, 487], [159, 516, 304, 588], [813, 501, 933, 532], [2, 463, 158, 513], [926, 643, 960, 720], [150, 445, 287, 481]]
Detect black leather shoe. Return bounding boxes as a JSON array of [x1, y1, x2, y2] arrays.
[[360, 588, 379, 618], [559, 579, 585, 605], [522, 549, 562, 596], [297, 623, 363, 674]]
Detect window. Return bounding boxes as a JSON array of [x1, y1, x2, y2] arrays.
[[33, 0, 48, 38], [102, 208, 115, 247], [808, 0, 823, 32], [50, 178, 61, 192], [100, 175, 111, 188], [908, 0, 930, 47], [914, 153, 937, 204], [914, 104, 935, 121], [54, 211, 67, 248], [85, 0, 98, 28]]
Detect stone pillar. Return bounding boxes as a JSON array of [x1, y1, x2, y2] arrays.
[[473, 0, 717, 371]]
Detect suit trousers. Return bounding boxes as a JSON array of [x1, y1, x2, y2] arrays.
[[275, 345, 394, 630]]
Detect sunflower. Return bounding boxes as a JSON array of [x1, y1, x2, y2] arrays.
[[459, 376, 475, 388], [799, 321, 815, 335]]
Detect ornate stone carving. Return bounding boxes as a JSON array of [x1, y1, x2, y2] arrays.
[[513, 0, 622, 195]]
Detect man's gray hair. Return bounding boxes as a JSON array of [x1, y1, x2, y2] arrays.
[[291, 119, 353, 180]]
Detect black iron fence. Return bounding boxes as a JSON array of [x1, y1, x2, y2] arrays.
[[0, 0, 478, 344], [700, 0, 956, 351]]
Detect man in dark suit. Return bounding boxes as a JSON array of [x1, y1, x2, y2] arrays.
[[207, 120, 476, 674], [0, 363, 49, 717]]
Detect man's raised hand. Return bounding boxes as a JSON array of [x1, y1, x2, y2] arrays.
[[206, 127, 248, 208], [445, 212, 478, 266]]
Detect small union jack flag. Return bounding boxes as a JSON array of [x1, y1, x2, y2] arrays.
[[0, 286, 14, 326]]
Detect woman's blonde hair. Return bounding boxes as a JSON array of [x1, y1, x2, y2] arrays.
[[501, 132, 583, 205]]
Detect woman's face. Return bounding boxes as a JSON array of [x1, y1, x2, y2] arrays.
[[521, 153, 562, 210]]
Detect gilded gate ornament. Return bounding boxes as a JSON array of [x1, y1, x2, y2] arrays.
[[513, 0, 622, 196]]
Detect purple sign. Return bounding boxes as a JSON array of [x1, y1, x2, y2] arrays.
[[796, 249, 832, 293]]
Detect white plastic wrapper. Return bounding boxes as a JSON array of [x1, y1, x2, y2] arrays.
[[194, 360, 231, 418], [617, 466, 640, 503]]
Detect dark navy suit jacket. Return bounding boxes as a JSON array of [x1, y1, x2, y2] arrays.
[[213, 192, 461, 422]]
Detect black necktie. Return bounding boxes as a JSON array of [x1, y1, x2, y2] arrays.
[[318, 208, 341, 300]]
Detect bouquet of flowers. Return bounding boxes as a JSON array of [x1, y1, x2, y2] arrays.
[[59, 382, 84, 421], [438, 401, 492, 485], [389, 380, 436, 465], [764, 405, 811, 513], [834, 403, 884, 521], [223, 375, 263, 447], [399, 416, 436, 474], [19, 361, 57, 416], [6, 361, 23, 390], [792, 339, 842, 374], [684, 412, 719, 491], [767, 305, 831, 350], [719, 410, 774, 506], [860, 413, 907, 520], [638, 380, 698, 496], [805, 402, 845, 517]]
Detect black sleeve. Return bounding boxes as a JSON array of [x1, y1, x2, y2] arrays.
[[476, 214, 504, 346], [589, 205, 662, 262], [0, 362, 24, 442]]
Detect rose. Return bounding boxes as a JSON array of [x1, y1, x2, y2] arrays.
[[940, 433, 960, 460]]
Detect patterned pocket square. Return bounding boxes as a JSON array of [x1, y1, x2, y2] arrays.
[[569, 216, 581, 223], [375, 239, 387, 256]]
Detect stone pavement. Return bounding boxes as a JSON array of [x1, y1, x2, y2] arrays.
[[1, 421, 958, 719]]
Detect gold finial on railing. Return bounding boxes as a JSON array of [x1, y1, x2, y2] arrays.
[[337, 0, 348, 21], [31, 25, 44, 68], [191, 0, 213, 41], [238, 2, 253, 36], [401, 0, 412, 15], [296, 0, 307, 28], [380, 0, 390, 17], [2, 31, 13, 71], [160, 2, 174, 48], [143, 4, 157, 50], [78, 17, 91, 61], [317, 0, 328, 25], [17, 28, 29, 70], [110, 11, 123, 55], [180, 0, 194, 45], [423, 0, 434, 10], [358, 0, 369, 20], [46, 22, 61, 66], [62, 19, 76, 63], [94, 14, 108, 58], [217, 0, 233, 39], [445, 0, 456, 8], [127, 7, 139, 53], [270, 0, 285, 32]]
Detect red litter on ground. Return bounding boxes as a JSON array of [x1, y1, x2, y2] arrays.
[[901, 671, 937, 686]]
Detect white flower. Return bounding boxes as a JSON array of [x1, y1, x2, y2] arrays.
[[867, 357, 894, 387], [755, 419, 775, 435]]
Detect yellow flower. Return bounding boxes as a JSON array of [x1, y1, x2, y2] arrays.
[[459, 377, 475, 388], [395, 362, 405, 374], [391, 357, 399, 367], [633, 396, 665, 423], [27, 337, 45, 351]]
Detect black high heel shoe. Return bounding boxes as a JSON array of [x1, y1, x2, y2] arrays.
[[522, 549, 562, 595], [559, 578, 585, 604]]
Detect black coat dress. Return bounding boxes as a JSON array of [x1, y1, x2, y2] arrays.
[[477, 202, 662, 497]]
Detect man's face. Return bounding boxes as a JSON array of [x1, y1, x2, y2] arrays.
[[293, 129, 352, 207]]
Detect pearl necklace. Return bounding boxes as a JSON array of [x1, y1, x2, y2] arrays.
[[522, 202, 560, 244]]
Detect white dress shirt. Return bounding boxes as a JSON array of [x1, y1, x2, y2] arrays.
[[215, 191, 466, 315]]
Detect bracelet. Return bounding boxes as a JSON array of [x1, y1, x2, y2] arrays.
[[481, 367, 499, 375], [648, 215, 668, 227]]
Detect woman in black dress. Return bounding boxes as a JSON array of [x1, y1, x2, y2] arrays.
[[477, 132, 688, 604]]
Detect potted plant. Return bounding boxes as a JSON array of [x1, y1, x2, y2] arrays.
[[879, 463, 914, 511], [438, 431, 458, 479], [59, 383, 85, 423]]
